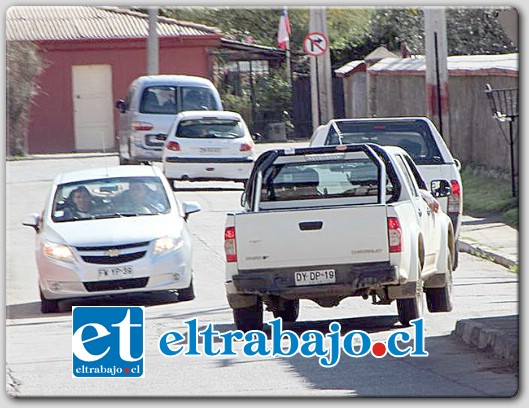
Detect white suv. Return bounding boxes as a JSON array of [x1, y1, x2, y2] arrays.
[[309, 116, 463, 269], [115, 75, 223, 165]]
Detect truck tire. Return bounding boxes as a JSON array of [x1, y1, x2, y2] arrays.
[[40, 289, 59, 314], [397, 265, 424, 326], [178, 279, 195, 302], [426, 252, 454, 312], [233, 297, 263, 332], [273, 299, 299, 322]]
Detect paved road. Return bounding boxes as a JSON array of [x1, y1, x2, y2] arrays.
[[5, 150, 519, 398]]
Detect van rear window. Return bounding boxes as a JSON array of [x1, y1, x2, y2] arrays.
[[139, 86, 220, 114]]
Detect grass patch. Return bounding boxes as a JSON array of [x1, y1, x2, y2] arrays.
[[461, 167, 519, 229]]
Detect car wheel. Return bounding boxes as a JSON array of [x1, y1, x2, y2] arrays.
[[397, 263, 424, 326], [178, 279, 195, 302], [233, 297, 263, 332], [426, 251, 454, 313], [272, 299, 299, 322], [39, 289, 60, 314]]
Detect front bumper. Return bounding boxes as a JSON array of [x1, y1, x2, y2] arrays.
[[230, 262, 398, 298], [38, 246, 192, 300]]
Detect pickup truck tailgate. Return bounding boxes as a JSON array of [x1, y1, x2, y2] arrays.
[[235, 205, 390, 270]]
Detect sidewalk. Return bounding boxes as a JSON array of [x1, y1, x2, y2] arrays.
[[459, 215, 518, 270], [454, 215, 519, 367]]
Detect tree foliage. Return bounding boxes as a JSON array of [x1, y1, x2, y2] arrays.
[[158, 6, 516, 68], [445, 7, 517, 55], [154, 6, 516, 134], [160, 7, 307, 47], [6, 41, 45, 156], [335, 7, 517, 64]]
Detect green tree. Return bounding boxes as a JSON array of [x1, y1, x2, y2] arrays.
[[6, 41, 45, 156], [365, 6, 516, 56], [158, 6, 516, 66], [446, 7, 517, 55]]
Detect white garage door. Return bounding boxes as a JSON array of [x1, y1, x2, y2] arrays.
[[72, 65, 114, 151]]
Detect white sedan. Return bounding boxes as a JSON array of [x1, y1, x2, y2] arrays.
[[23, 165, 201, 313], [162, 110, 256, 187]]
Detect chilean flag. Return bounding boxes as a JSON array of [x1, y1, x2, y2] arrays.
[[277, 7, 291, 50]]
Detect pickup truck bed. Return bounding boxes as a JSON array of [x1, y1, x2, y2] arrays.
[[225, 143, 455, 331]]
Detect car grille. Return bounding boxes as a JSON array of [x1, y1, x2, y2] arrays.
[[84, 278, 149, 292], [81, 251, 146, 265], [75, 241, 150, 265]]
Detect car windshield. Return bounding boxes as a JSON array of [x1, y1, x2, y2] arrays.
[[326, 120, 444, 165], [176, 118, 245, 139], [51, 176, 171, 222]]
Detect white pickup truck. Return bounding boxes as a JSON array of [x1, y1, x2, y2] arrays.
[[224, 143, 456, 331]]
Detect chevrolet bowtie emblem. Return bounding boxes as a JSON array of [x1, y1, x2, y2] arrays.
[[106, 249, 121, 257]]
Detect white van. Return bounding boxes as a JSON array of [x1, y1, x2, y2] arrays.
[[115, 75, 223, 164]]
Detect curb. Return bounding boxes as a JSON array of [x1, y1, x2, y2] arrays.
[[452, 317, 518, 367], [458, 239, 517, 269], [6, 153, 118, 161], [455, 240, 518, 367]]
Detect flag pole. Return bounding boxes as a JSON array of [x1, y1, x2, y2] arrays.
[[285, 39, 292, 87], [278, 6, 292, 86]]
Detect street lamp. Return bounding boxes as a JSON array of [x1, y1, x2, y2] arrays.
[[484, 84, 518, 197]]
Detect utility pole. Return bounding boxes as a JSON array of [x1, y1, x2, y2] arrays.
[[424, 7, 450, 144], [147, 7, 159, 75], [309, 7, 333, 131]]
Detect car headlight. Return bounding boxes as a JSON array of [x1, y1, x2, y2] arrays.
[[43, 241, 75, 263], [153, 236, 183, 255]]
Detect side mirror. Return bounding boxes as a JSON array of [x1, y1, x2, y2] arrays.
[[22, 213, 41, 232], [430, 179, 451, 198], [182, 201, 201, 221], [240, 192, 247, 208], [115, 99, 127, 113], [454, 159, 462, 172]]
